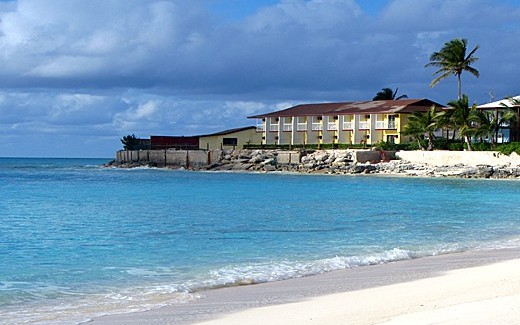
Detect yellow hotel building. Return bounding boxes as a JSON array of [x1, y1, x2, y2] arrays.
[[249, 99, 442, 146]]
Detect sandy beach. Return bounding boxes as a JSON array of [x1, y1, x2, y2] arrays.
[[92, 248, 520, 325]]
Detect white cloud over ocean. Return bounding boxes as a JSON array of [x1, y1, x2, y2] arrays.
[[0, 0, 520, 157]]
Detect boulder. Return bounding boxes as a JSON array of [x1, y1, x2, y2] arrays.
[[352, 164, 377, 174]]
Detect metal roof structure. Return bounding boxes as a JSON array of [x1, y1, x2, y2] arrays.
[[198, 126, 256, 137], [150, 126, 256, 139], [248, 99, 443, 118], [476, 96, 520, 109]]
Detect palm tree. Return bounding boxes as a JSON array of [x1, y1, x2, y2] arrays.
[[121, 134, 141, 150], [372, 87, 408, 100], [447, 95, 477, 151], [425, 38, 479, 99], [473, 110, 493, 143], [402, 105, 441, 151], [503, 97, 520, 142], [435, 108, 457, 140], [475, 109, 516, 146]]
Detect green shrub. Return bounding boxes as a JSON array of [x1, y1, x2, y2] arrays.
[[433, 138, 449, 150], [448, 142, 464, 151], [496, 142, 520, 155], [375, 141, 412, 151], [471, 142, 493, 151]]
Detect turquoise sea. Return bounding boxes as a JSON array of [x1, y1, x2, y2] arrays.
[[2, 157, 520, 324]]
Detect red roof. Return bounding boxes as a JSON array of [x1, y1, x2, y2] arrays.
[[248, 99, 443, 118]]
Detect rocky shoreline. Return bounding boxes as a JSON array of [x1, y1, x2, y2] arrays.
[[107, 149, 520, 179]]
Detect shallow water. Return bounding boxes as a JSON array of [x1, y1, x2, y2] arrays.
[[1, 158, 520, 324]]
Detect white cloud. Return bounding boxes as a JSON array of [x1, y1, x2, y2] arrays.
[[2, 0, 520, 157]]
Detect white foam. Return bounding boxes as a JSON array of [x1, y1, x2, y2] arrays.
[[0, 284, 197, 325], [184, 248, 422, 292]]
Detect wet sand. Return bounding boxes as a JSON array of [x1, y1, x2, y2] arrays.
[[91, 248, 520, 324]]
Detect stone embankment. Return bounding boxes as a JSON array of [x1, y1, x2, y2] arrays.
[[108, 149, 520, 179]]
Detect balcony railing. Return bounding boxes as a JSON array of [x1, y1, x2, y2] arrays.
[[327, 123, 337, 131], [297, 123, 307, 131], [342, 121, 353, 130], [312, 123, 322, 131], [256, 124, 265, 132], [283, 124, 293, 132], [375, 121, 397, 129], [269, 124, 279, 132], [359, 121, 369, 129]]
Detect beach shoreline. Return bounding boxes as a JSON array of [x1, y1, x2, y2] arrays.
[[91, 247, 520, 325]]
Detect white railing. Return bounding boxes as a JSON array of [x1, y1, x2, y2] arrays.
[[375, 121, 397, 129], [312, 123, 322, 131], [359, 121, 369, 129], [327, 123, 337, 131], [342, 121, 353, 130], [269, 124, 279, 132], [297, 123, 307, 131], [256, 124, 265, 132], [283, 124, 293, 132]]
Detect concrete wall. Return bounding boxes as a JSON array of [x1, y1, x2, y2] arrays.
[[116, 150, 222, 167], [396, 150, 520, 167], [354, 150, 396, 163], [277, 151, 301, 164]]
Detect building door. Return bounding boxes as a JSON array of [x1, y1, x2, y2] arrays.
[[386, 135, 397, 143]]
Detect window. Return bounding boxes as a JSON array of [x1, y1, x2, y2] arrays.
[[223, 138, 238, 146], [386, 135, 397, 143], [388, 115, 397, 129]]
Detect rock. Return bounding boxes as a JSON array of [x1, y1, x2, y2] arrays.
[[249, 155, 265, 164], [261, 158, 276, 166], [475, 165, 493, 178], [313, 152, 329, 162], [352, 164, 377, 174], [232, 163, 253, 170]]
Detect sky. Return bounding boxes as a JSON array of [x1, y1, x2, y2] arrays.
[[1, 0, 520, 158]]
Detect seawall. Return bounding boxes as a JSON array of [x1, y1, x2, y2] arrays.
[[108, 149, 520, 179], [112, 149, 390, 169]]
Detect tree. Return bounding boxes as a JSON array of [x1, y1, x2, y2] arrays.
[[474, 109, 516, 146], [447, 95, 477, 151], [373, 87, 408, 100], [402, 105, 441, 151], [435, 107, 457, 140], [503, 97, 520, 142], [425, 38, 479, 99], [121, 134, 140, 150]]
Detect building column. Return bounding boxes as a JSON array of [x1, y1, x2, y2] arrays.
[[369, 114, 376, 145]]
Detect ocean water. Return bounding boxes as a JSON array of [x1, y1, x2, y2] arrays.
[[2, 157, 520, 324]]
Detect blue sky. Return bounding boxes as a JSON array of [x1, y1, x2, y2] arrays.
[[1, 0, 520, 158]]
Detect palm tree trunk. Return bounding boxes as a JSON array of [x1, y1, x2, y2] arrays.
[[416, 138, 425, 151], [464, 135, 473, 151], [457, 73, 462, 100], [427, 133, 434, 151]]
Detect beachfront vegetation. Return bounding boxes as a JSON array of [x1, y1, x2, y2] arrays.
[[446, 95, 477, 151], [121, 134, 140, 150], [402, 105, 441, 151], [426, 38, 479, 99], [474, 109, 516, 146], [372, 87, 408, 100]]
